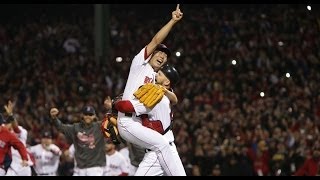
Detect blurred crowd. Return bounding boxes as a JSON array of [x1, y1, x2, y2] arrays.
[[1, 4, 320, 176]]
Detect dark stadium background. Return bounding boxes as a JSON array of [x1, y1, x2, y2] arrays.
[[1, 4, 320, 176]]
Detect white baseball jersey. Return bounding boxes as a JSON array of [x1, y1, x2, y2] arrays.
[[6, 126, 33, 176], [119, 147, 137, 176], [28, 144, 61, 176], [121, 47, 155, 101], [132, 96, 186, 176], [117, 47, 183, 176], [103, 151, 129, 176]]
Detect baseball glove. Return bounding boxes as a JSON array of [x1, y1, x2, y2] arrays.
[[133, 83, 165, 108], [101, 114, 121, 144]]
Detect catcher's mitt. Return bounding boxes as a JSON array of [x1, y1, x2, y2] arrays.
[[101, 114, 121, 144], [133, 83, 165, 108]]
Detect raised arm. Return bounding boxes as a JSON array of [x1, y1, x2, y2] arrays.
[[50, 108, 74, 142], [4, 100, 21, 133], [145, 4, 183, 57]]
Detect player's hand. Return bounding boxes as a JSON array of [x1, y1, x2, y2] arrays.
[[50, 108, 59, 119], [104, 96, 112, 110], [21, 160, 29, 167], [4, 100, 14, 116], [172, 4, 183, 22]]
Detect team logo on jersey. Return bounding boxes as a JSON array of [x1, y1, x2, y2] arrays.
[[76, 132, 96, 149], [144, 76, 153, 84], [0, 140, 6, 148]]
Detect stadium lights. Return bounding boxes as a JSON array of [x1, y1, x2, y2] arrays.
[[116, 56, 123, 62], [286, 73, 290, 78], [307, 5, 311, 11]]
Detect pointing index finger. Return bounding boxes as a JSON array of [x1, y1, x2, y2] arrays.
[[176, 4, 180, 10]]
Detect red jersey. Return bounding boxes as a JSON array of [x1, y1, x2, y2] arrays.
[[0, 126, 28, 167]]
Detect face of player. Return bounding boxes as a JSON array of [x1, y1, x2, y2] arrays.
[[149, 50, 168, 72], [41, 137, 52, 148], [105, 143, 115, 154], [82, 113, 95, 124], [156, 70, 170, 89]]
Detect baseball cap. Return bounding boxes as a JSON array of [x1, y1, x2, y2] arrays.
[[155, 44, 171, 58], [82, 105, 96, 115], [41, 130, 53, 138]]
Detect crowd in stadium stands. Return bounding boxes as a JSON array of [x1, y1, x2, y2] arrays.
[[1, 4, 320, 176]]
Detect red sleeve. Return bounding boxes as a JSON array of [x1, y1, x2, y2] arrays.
[[5, 129, 28, 161], [115, 100, 135, 113]]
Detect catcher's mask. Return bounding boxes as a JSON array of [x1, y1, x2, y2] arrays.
[[160, 64, 180, 87]]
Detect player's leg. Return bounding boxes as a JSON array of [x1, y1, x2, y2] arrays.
[[5, 167, 17, 176], [118, 116, 182, 176], [168, 142, 186, 176], [135, 151, 163, 176]]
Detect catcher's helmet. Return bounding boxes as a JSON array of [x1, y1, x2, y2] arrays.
[[155, 44, 171, 57], [161, 64, 180, 87]]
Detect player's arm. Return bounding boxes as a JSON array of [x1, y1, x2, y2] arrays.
[[4, 100, 21, 133], [145, 4, 183, 57], [49, 144, 62, 156], [164, 88, 178, 105], [114, 100, 135, 113], [50, 108, 74, 141], [5, 128, 29, 166], [104, 96, 112, 112]]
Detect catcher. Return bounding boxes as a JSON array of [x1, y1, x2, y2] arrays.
[[101, 94, 123, 145]]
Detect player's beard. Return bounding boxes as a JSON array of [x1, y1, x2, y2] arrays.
[[83, 117, 94, 125]]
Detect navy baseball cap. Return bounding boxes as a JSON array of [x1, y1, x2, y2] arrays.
[[82, 105, 96, 115], [41, 130, 53, 138], [155, 44, 171, 58]]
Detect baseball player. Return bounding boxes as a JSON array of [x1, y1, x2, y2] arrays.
[[3, 100, 33, 176], [0, 114, 29, 176], [116, 65, 186, 176], [50, 105, 106, 176], [103, 140, 129, 176], [117, 4, 183, 176], [28, 130, 62, 176]]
